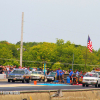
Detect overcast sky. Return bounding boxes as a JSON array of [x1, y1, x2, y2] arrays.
[[0, 0, 100, 50]]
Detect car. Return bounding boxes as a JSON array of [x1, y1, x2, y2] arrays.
[[7, 69, 31, 83], [95, 71, 100, 76], [46, 72, 56, 82], [82, 72, 100, 87], [31, 71, 46, 81]]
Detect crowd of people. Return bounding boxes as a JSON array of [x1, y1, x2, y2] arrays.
[[0, 65, 87, 84], [54, 68, 84, 84], [0, 65, 30, 75]]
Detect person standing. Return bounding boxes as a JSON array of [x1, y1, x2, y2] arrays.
[[56, 68, 62, 82], [69, 69, 73, 83], [47, 68, 50, 75], [76, 69, 79, 84]]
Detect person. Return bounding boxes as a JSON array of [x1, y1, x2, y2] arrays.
[[69, 69, 73, 82], [72, 71, 76, 84], [47, 68, 50, 75], [56, 68, 62, 82], [76, 69, 79, 77], [76, 69, 79, 84], [61, 70, 64, 83], [91, 68, 95, 73], [0, 66, 3, 74]]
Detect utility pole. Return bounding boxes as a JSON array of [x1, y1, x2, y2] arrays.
[[20, 12, 24, 67]]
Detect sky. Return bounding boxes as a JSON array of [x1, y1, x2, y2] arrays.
[[0, 0, 100, 50]]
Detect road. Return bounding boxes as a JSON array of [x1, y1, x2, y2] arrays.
[[0, 80, 99, 91]]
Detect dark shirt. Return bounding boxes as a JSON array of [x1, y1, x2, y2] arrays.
[[47, 70, 50, 75]]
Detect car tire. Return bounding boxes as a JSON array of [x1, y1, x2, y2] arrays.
[[95, 82, 98, 88], [82, 84, 85, 87], [39, 78, 42, 82], [22, 79, 25, 83], [86, 84, 88, 87], [12, 80, 15, 83], [26, 79, 30, 83], [98, 84, 100, 87], [47, 79, 50, 82], [8, 79, 10, 82]]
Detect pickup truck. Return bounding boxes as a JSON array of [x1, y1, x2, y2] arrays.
[[7, 69, 31, 83], [82, 72, 100, 87]]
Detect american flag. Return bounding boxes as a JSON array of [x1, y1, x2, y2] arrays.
[[87, 35, 93, 53]]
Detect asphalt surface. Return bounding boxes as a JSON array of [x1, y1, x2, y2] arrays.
[[0, 80, 98, 91]]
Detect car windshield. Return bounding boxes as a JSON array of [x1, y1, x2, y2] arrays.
[[84, 73, 98, 77], [96, 72, 100, 75], [12, 70, 25, 74], [50, 72, 56, 75], [32, 71, 42, 74]]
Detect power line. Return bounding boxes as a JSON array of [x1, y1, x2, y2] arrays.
[[0, 58, 100, 66]]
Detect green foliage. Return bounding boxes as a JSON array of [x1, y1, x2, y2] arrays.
[[51, 62, 61, 70], [0, 39, 100, 72]]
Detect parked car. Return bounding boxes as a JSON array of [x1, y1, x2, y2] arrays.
[[31, 71, 46, 81], [82, 72, 100, 87], [7, 69, 31, 83], [46, 72, 56, 82]]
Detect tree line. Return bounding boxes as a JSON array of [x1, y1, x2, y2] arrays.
[[0, 39, 100, 72]]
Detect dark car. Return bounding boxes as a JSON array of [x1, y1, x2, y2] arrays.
[[7, 69, 31, 83], [46, 72, 56, 82]]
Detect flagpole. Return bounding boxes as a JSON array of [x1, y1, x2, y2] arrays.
[[85, 35, 88, 72]]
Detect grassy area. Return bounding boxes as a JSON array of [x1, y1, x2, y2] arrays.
[[1, 90, 100, 100]]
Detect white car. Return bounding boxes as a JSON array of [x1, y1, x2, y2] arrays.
[[31, 71, 46, 81], [82, 72, 100, 87]]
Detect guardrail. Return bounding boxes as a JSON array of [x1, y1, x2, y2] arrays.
[[0, 74, 6, 79]]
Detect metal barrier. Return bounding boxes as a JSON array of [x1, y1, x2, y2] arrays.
[[0, 74, 6, 79]]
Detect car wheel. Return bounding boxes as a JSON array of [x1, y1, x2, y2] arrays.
[[26, 79, 30, 83], [22, 79, 25, 83], [39, 78, 42, 82], [8, 79, 10, 82], [95, 82, 98, 88], [82, 84, 85, 87], [47, 79, 49, 82], [12, 80, 15, 83], [86, 84, 88, 87], [98, 84, 100, 87]]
